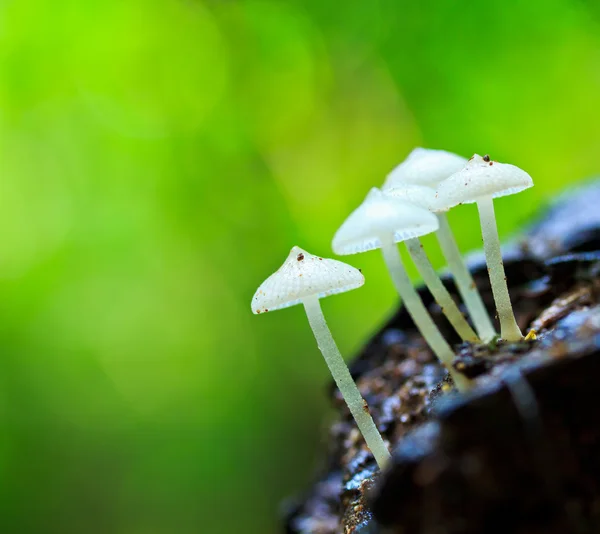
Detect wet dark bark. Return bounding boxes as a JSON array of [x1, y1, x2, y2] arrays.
[[285, 180, 600, 534]]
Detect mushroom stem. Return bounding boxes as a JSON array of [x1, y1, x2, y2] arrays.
[[379, 235, 472, 392], [405, 237, 480, 343], [436, 212, 497, 342], [476, 195, 523, 341], [302, 295, 391, 468]]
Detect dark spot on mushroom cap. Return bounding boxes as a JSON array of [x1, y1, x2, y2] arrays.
[[318, 257, 323, 260], [483, 154, 491, 162], [297, 253, 304, 261]]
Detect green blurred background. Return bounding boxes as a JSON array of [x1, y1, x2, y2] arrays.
[[1, 1, 600, 533]]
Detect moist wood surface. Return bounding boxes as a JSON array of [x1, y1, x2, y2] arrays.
[[285, 180, 600, 534]]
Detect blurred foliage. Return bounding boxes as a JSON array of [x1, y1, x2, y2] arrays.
[[1, 1, 599, 533]]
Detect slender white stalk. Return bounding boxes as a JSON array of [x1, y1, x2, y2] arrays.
[[379, 235, 472, 392], [436, 212, 497, 342], [303, 295, 391, 468], [405, 237, 480, 343], [476, 195, 523, 341]]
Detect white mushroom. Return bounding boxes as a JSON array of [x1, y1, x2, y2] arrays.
[[435, 154, 534, 341], [382, 147, 468, 190], [384, 148, 497, 343], [332, 188, 472, 391], [252, 246, 391, 468], [379, 185, 479, 343]]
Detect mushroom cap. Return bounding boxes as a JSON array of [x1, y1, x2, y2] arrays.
[[435, 154, 533, 208], [382, 147, 467, 189], [332, 188, 439, 255], [383, 183, 444, 213], [251, 246, 364, 314]]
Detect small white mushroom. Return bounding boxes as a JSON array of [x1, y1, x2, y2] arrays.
[[382, 183, 441, 212], [252, 246, 391, 468], [383, 147, 468, 189], [376, 185, 479, 342], [332, 188, 472, 391], [384, 148, 497, 343], [435, 154, 534, 341]]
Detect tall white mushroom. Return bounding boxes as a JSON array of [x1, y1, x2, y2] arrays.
[[382, 147, 467, 191], [252, 246, 391, 468], [380, 185, 479, 343], [332, 188, 472, 392], [383, 147, 497, 342], [435, 154, 534, 342]]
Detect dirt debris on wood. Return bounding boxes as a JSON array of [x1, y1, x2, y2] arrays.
[[285, 180, 600, 534]]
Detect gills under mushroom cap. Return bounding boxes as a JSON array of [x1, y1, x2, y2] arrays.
[[251, 246, 364, 314], [382, 147, 467, 189], [435, 154, 533, 208], [332, 188, 439, 255]]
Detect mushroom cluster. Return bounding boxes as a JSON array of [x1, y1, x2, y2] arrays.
[[251, 148, 534, 470]]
